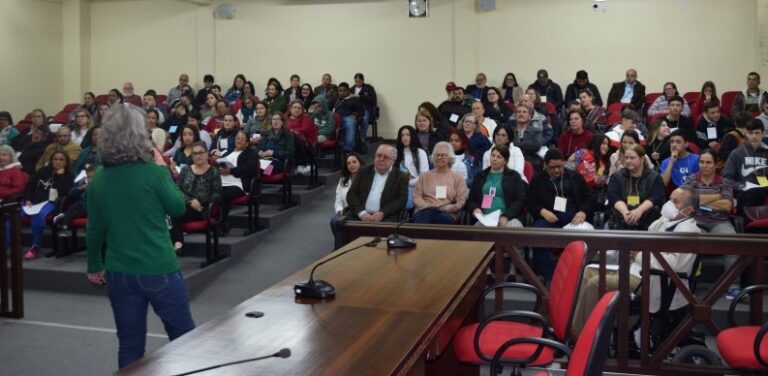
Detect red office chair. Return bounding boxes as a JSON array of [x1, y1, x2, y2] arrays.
[[490, 291, 619, 376], [645, 92, 662, 109], [156, 94, 168, 105], [181, 200, 225, 267], [452, 241, 589, 372], [229, 167, 261, 235], [606, 103, 624, 115], [61, 103, 80, 113], [260, 158, 293, 210], [95, 94, 109, 105], [716, 285, 768, 371], [646, 113, 666, 127], [51, 112, 70, 124], [523, 161, 534, 184], [720, 91, 740, 118]]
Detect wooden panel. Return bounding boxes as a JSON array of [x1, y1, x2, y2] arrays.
[[118, 238, 493, 376]]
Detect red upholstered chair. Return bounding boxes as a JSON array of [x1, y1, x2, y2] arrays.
[[229, 166, 261, 235], [645, 92, 662, 109], [646, 113, 666, 128], [606, 111, 622, 126], [523, 161, 533, 184], [15, 120, 32, 135], [490, 291, 619, 376], [95, 94, 109, 105], [452, 241, 589, 372], [156, 94, 167, 105], [683, 91, 700, 105], [261, 159, 293, 210], [52, 112, 70, 124], [61, 103, 80, 113], [181, 200, 225, 267], [720, 91, 740, 118], [605, 102, 624, 116], [716, 285, 768, 371]]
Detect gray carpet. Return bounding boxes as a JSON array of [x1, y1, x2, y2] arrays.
[[0, 184, 336, 375]]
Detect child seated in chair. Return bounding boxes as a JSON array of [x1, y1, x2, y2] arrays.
[[54, 164, 96, 239]]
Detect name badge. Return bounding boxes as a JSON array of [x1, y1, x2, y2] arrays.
[[554, 196, 567, 212], [219, 138, 229, 150], [627, 195, 640, 206], [707, 127, 717, 140], [540, 95, 548, 103], [436, 186, 447, 199], [757, 176, 768, 187], [449, 113, 459, 123], [168, 125, 178, 134], [49, 188, 58, 202], [481, 187, 496, 209]]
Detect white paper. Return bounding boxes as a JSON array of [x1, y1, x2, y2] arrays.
[[436, 186, 447, 199], [48, 123, 63, 133], [540, 95, 548, 103], [74, 170, 87, 183], [216, 158, 235, 168], [175, 165, 182, 174], [449, 113, 459, 123], [259, 159, 272, 169], [474, 209, 500, 227], [537, 146, 549, 159], [586, 263, 619, 271], [251, 133, 261, 140], [707, 127, 717, 140], [746, 181, 762, 190], [48, 188, 58, 202], [669, 127, 679, 134], [22, 202, 48, 215], [563, 222, 595, 231], [554, 196, 567, 212]]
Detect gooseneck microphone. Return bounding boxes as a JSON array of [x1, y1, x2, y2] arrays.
[[387, 203, 453, 249], [171, 348, 291, 376], [294, 237, 382, 299]]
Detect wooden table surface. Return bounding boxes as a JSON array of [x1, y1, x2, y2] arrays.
[[117, 237, 494, 376]]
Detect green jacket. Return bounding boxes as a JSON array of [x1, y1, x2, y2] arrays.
[[258, 129, 295, 160], [87, 163, 186, 274], [311, 95, 335, 139]]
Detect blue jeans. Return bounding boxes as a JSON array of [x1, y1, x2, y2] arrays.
[[22, 202, 55, 248], [360, 109, 370, 140], [106, 270, 195, 369], [531, 210, 576, 283], [340, 114, 357, 152], [411, 207, 456, 224]]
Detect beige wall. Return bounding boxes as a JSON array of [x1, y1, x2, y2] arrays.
[[3, 0, 762, 138], [0, 0, 62, 121]]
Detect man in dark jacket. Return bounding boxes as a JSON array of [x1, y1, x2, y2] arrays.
[[527, 69, 564, 111], [346, 144, 409, 222], [438, 82, 473, 127], [528, 148, 594, 282], [564, 70, 603, 106], [723, 119, 768, 214], [334, 82, 365, 153], [607, 68, 647, 111], [352, 73, 377, 141], [696, 101, 734, 150]]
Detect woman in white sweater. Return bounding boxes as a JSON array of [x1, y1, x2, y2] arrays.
[[395, 125, 430, 210], [330, 153, 364, 249]]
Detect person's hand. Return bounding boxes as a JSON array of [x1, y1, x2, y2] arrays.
[[651, 152, 660, 161], [87, 271, 105, 285], [210, 149, 221, 158], [360, 212, 373, 222], [498, 215, 509, 227], [153, 148, 167, 166], [473, 208, 482, 216], [264, 150, 274, 157], [571, 211, 587, 225], [189, 199, 203, 211], [626, 208, 643, 225], [258, 151, 266, 158], [220, 165, 231, 175], [371, 212, 384, 222], [670, 148, 679, 161], [541, 209, 558, 224]]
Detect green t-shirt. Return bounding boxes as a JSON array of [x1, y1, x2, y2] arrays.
[[87, 162, 186, 274], [482, 172, 506, 214]]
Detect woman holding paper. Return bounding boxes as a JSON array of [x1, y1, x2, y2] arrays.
[[23, 151, 74, 260], [257, 112, 295, 174], [217, 131, 257, 236], [412, 142, 467, 224], [468, 145, 526, 228]]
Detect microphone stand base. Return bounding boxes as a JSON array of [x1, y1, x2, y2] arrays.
[[294, 280, 336, 299], [387, 234, 416, 249]]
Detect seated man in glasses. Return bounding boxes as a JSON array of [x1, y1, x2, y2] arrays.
[[346, 144, 409, 222]]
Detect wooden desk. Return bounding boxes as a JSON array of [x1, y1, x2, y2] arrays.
[[118, 237, 493, 376]]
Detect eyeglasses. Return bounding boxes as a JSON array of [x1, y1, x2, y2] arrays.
[[375, 154, 393, 160], [192, 151, 207, 156], [433, 153, 450, 159]]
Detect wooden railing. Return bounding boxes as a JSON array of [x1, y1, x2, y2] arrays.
[[341, 222, 768, 376], [0, 201, 23, 319]]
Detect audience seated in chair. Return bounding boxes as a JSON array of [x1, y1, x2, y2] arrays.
[[310, 96, 334, 144], [723, 118, 768, 216], [330, 153, 365, 249], [217, 131, 258, 237], [352, 73, 377, 140], [0, 111, 18, 147], [263, 82, 287, 114], [718, 112, 749, 163], [648, 82, 692, 117], [36, 126, 81, 172], [696, 102, 733, 152], [579, 88, 607, 131], [662, 95, 696, 144], [167, 73, 191, 108], [527, 69, 564, 111], [313, 73, 339, 110], [465, 72, 489, 103], [210, 114, 239, 159], [645, 119, 672, 170], [471, 100, 497, 140], [345, 144, 409, 223], [193, 74, 215, 111], [660, 130, 700, 190], [468, 145, 526, 228], [459, 113, 492, 168], [164, 101, 189, 146], [414, 110, 443, 155], [23, 151, 74, 260], [607, 68, 647, 111], [224, 74, 246, 106], [171, 141, 222, 253], [558, 109, 593, 159], [72, 127, 102, 174], [54, 164, 96, 245], [395, 125, 429, 211], [481, 125, 526, 184], [573, 186, 701, 334], [565, 70, 603, 107], [569, 134, 611, 191], [509, 103, 544, 168], [483, 87, 512, 126], [438, 82, 473, 128], [609, 130, 653, 178], [606, 109, 645, 149], [17, 125, 50, 175], [412, 142, 467, 224], [528, 148, 594, 282], [70, 109, 94, 147], [731, 72, 768, 117], [121, 82, 142, 107], [142, 91, 168, 124], [0, 145, 28, 200], [257, 112, 295, 174], [447, 128, 473, 186], [607, 144, 665, 230], [171, 124, 201, 168], [334, 82, 364, 153], [146, 109, 168, 150]]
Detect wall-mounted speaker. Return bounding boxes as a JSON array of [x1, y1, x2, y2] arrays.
[[477, 0, 496, 11], [214, 4, 236, 19]]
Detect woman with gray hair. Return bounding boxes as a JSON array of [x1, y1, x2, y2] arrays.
[[0, 144, 28, 199], [85, 104, 195, 369], [411, 141, 468, 224]]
